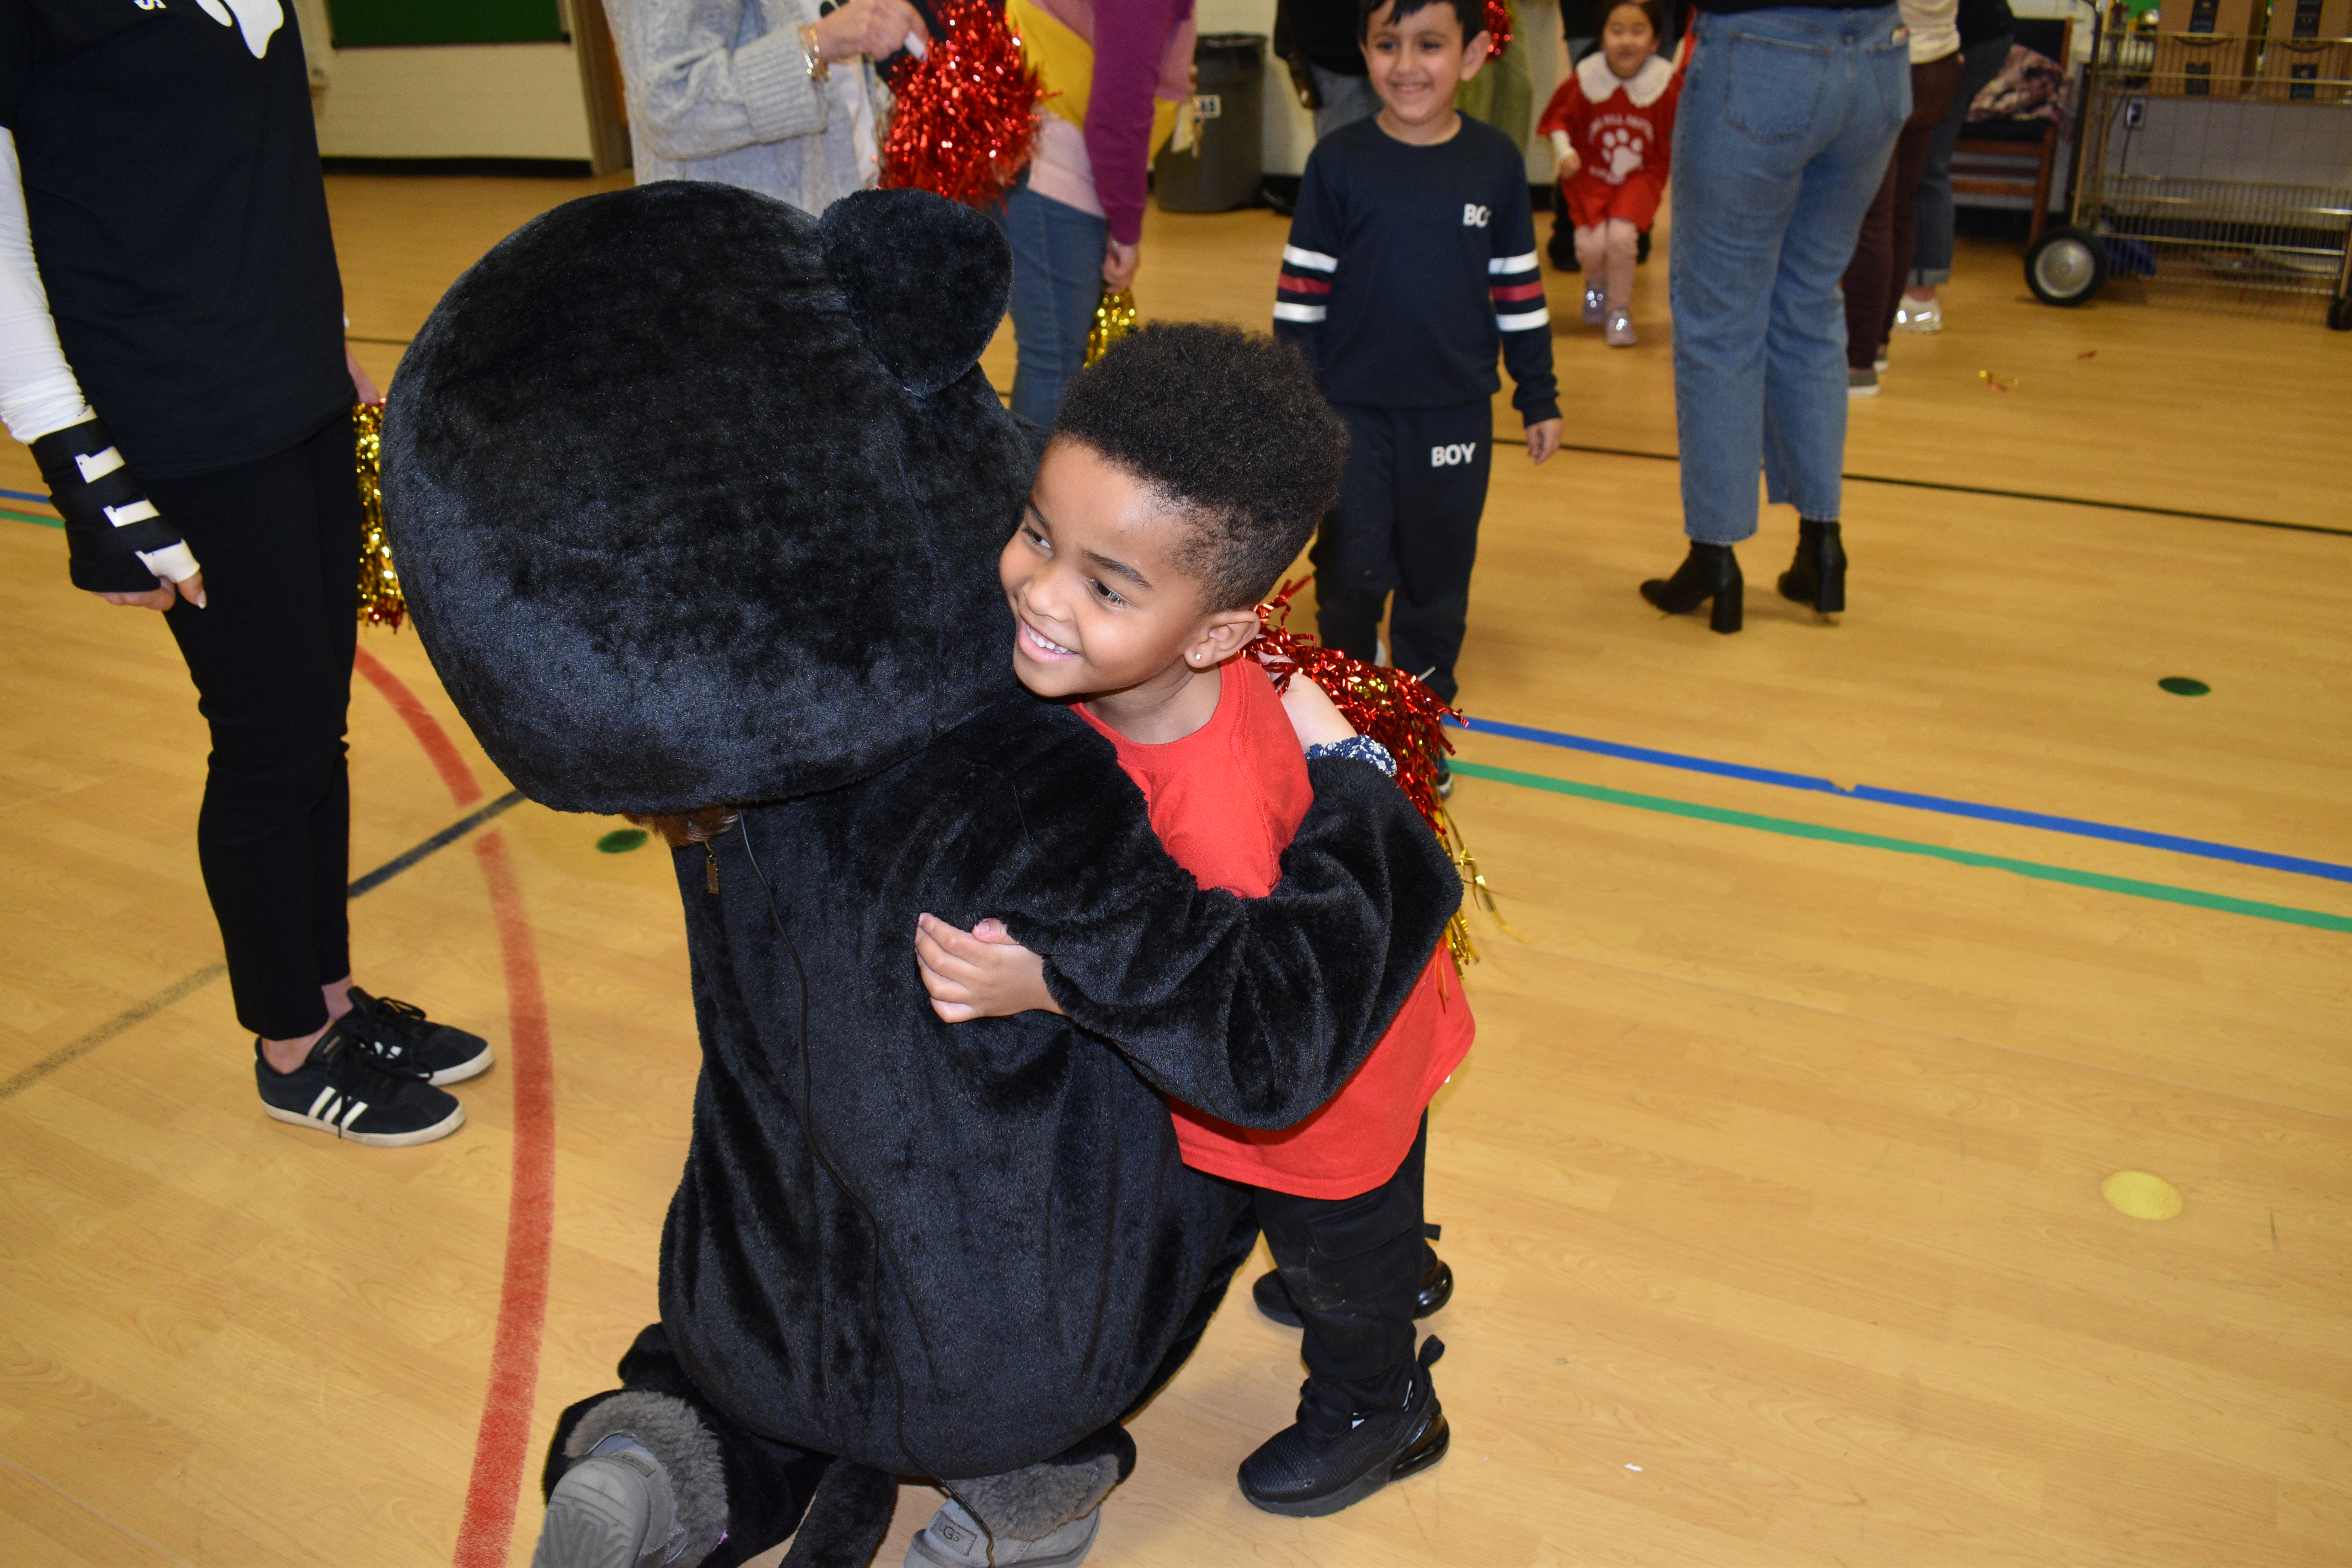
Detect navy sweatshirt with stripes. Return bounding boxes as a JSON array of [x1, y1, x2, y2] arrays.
[[1274, 114, 1560, 427]]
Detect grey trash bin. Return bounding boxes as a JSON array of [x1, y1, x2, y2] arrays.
[[1153, 33, 1266, 214]]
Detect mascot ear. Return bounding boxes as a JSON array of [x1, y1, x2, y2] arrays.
[[820, 189, 1014, 397]]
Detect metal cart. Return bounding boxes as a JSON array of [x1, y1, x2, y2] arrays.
[[2027, 12, 2352, 328]]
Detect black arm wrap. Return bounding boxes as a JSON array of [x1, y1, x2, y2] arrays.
[[29, 416, 184, 593]]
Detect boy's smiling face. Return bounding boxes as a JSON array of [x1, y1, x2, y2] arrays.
[[1361, 0, 1489, 140], [998, 439, 1259, 710]]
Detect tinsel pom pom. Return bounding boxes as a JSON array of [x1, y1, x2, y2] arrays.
[[1483, 0, 1513, 57], [1253, 579, 1495, 969], [1085, 288, 1136, 367], [881, 0, 1045, 209], [353, 401, 405, 631]]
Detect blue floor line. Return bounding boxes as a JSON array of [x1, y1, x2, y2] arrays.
[[1450, 714, 2352, 886], [1, 485, 50, 506]]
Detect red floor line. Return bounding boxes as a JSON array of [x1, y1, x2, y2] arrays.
[[348, 648, 554, 1568], [355, 646, 485, 808], [453, 830, 558, 1568]]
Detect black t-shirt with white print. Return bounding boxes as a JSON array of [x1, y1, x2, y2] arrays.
[[0, 0, 349, 479], [1273, 113, 1560, 426]]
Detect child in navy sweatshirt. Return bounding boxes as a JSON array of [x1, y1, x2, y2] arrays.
[[1274, 0, 1561, 728]]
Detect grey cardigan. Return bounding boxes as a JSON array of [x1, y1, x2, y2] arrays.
[[604, 0, 882, 214]]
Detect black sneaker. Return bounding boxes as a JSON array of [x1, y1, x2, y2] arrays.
[[343, 987, 493, 1085], [1238, 1338, 1448, 1517], [1253, 1245, 1454, 1330], [1435, 758, 1454, 800], [256, 1023, 465, 1147]]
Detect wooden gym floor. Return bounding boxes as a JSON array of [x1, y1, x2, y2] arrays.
[[2, 169, 2347, 1568]]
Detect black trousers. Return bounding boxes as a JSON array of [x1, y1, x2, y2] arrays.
[[154, 412, 360, 1039], [1254, 1115, 1428, 1428], [1310, 402, 1493, 706]]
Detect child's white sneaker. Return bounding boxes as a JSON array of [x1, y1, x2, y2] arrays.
[[1581, 286, 1605, 326], [1604, 312, 1637, 348], [1894, 295, 1942, 333]]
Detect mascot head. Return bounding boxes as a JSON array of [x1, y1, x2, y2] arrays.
[[381, 182, 1029, 814]]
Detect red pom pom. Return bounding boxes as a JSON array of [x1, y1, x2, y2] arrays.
[[1252, 579, 1459, 830], [881, 0, 1045, 209], [1483, 0, 1513, 57]]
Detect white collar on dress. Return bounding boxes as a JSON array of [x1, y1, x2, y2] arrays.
[[1577, 51, 1675, 109]]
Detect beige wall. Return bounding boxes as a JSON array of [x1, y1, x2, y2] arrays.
[[298, 0, 597, 163]]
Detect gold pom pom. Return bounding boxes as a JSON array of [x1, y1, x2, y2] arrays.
[[1085, 287, 1137, 367], [352, 402, 405, 631]]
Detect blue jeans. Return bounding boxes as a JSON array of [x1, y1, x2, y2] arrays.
[[1668, 5, 1909, 544], [995, 176, 1108, 426], [1911, 33, 2013, 286]]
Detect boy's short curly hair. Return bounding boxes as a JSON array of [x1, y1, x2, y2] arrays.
[[1053, 322, 1347, 613]]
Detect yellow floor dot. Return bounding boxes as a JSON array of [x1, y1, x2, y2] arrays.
[[2102, 1170, 2183, 1220]]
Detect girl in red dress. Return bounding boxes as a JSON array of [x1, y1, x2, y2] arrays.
[[1537, 0, 1682, 347]]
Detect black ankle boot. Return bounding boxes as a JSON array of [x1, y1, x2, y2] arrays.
[[1777, 518, 1847, 614], [1640, 541, 1742, 633]]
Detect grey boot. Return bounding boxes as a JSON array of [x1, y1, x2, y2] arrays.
[[536, 1392, 728, 1568], [905, 1443, 1126, 1568]]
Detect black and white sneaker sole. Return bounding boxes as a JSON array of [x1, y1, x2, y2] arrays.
[[424, 1043, 494, 1087], [262, 1097, 465, 1147]]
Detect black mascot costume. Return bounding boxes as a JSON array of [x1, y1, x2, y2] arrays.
[[382, 181, 1459, 1568]]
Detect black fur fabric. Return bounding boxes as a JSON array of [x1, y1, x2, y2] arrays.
[[779, 1463, 898, 1568], [386, 180, 1461, 1550], [820, 190, 1011, 396], [382, 182, 1025, 815]]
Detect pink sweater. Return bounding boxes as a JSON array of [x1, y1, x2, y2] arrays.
[[1027, 0, 1194, 245]]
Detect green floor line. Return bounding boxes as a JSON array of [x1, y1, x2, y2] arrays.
[[1448, 759, 2352, 934], [2, 507, 60, 528]]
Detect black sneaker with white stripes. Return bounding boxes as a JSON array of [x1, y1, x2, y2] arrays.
[[342, 987, 494, 1085], [255, 1023, 466, 1147]]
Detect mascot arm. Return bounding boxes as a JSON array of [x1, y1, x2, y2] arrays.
[[993, 756, 1460, 1129]]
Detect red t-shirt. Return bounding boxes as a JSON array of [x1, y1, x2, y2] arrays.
[[1079, 658, 1474, 1200]]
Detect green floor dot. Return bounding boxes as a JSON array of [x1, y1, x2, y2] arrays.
[[597, 828, 650, 853], [2158, 677, 2209, 697]]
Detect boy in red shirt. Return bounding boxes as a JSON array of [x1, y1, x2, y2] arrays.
[[916, 323, 1470, 1526], [1538, 0, 1682, 347]]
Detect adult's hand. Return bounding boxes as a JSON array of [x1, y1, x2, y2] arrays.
[[94, 571, 204, 612], [1103, 239, 1140, 290], [808, 0, 931, 65]]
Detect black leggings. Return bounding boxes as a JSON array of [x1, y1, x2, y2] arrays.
[[154, 412, 360, 1040]]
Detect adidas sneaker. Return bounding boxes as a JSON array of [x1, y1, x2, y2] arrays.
[[256, 1024, 465, 1147], [343, 987, 493, 1085]]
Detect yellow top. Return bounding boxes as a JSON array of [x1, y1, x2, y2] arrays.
[[1007, 0, 1181, 154]]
